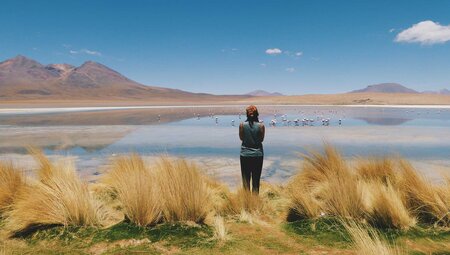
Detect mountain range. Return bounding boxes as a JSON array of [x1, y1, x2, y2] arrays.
[[245, 90, 283, 96], [350, 83, 450, 95], [1, 56, 449, 101], [0, 55, 216, 100]]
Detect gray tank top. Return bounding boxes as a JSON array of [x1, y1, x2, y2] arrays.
[[240, 121, 264, 157]]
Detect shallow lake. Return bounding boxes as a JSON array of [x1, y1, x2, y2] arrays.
[[1, 105, 449, 186]]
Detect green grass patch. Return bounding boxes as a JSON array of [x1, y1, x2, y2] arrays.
[[381, 224, 450, 242], [100, 244, 161, 255], [285, 217, 450, 250], [283, 217, 351, 247], [26, 221, 215, 249]]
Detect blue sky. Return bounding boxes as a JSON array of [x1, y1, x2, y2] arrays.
[[1, 0, 450, 94]]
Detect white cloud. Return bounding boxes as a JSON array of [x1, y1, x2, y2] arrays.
[[285, 67, 295, 72], [395, 20, 450, 45], [69, 48, 102, 56], [265, 48, 282, 55], [295, 51, 303, 57], [389, 28, 395, 33], [81, 49, 102, 56]]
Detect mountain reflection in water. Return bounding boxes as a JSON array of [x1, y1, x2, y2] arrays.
[[357, 117, 412, 126]]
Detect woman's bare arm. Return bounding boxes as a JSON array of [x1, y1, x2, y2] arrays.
[[260, 124, 265, 142], [239, 123, 244, 141]]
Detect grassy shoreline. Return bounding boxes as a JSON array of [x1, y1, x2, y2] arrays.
[[0, 146, 449, 254]]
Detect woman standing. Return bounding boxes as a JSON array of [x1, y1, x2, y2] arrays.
[[239, 105, 265, 194]]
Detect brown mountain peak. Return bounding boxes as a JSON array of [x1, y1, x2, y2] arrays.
[[0, 55, 43, 69]]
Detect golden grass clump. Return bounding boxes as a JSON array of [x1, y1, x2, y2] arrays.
[[212, 215, 229, 241], [288, 145, 363, 220], [156, 157, 211, 223], [366, 181, 415, 229], [325, 172, 363, 219], [223, 189, 264, 215], [397, 160, 449, 226], [105, 155, 212, 224], [287, 180, 322, 219], [4, 149, 113, 234], [104, 154, 162, 226], [356, 158, 398, 184], [343, 221, 405, 255], [0, 162, 26, 213], [299, 145, 349, 186], [203, 177, 232, 215], [286, 145, 433, 230]]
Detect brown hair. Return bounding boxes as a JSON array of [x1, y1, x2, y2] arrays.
[[246, 105, 259, 127]]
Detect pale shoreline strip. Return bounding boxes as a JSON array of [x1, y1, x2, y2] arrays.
[[0, 104, 450, 115]]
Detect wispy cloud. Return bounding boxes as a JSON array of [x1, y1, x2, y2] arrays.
[[69, 48, 102, 56], [260, 63, 267, 67], [221, 48, 239, 53], [395, 20, 450, 45], [389, 28, 396, 33], [285, 67, 295, 72], [265, 48, 303, 58], [265, 48, 282, 55]]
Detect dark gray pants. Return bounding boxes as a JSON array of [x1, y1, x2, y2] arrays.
[[240, 156, 263, 194]]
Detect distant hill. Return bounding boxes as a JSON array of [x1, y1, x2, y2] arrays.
[[350, 83, 419, 94], [422, 88, 450, 95], [246, 90, 283, 96], [0, 55, 226, 100]]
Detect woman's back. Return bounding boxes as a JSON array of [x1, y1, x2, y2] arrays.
[[240, 121, 263, 157]]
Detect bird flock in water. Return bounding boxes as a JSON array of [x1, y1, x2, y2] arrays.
[[200, 110, 344, 127], [154, 108, 449, 127]]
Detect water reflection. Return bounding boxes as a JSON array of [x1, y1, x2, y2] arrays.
[[356, 117, 412, 126], [1, 105, 449, 184], [0, 126, 135, 154]]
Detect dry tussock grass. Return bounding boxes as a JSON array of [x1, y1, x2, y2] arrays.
[[325, 172, 363, 219], [367, 181, 415, 229], [4, 149, 114, 235], [104, 154, 161, 226], [287, 145, 448, 229], [156, 157, 211, 223], [289, 146, 363, 220], [223, 189, 264, 215], [1, 144, 448, 246], [343, 220, 405, 255], [0, 162, 26, 213], [398, 160, 449, 226], [204, 178, 231, 215], [356, 158, 398, 185], [104, 156, 212, 224], [212, 215, 228, 241], [288, 182, 322, 219]]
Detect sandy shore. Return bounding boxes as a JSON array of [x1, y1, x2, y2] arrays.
[[1, 92, 450, 108]]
